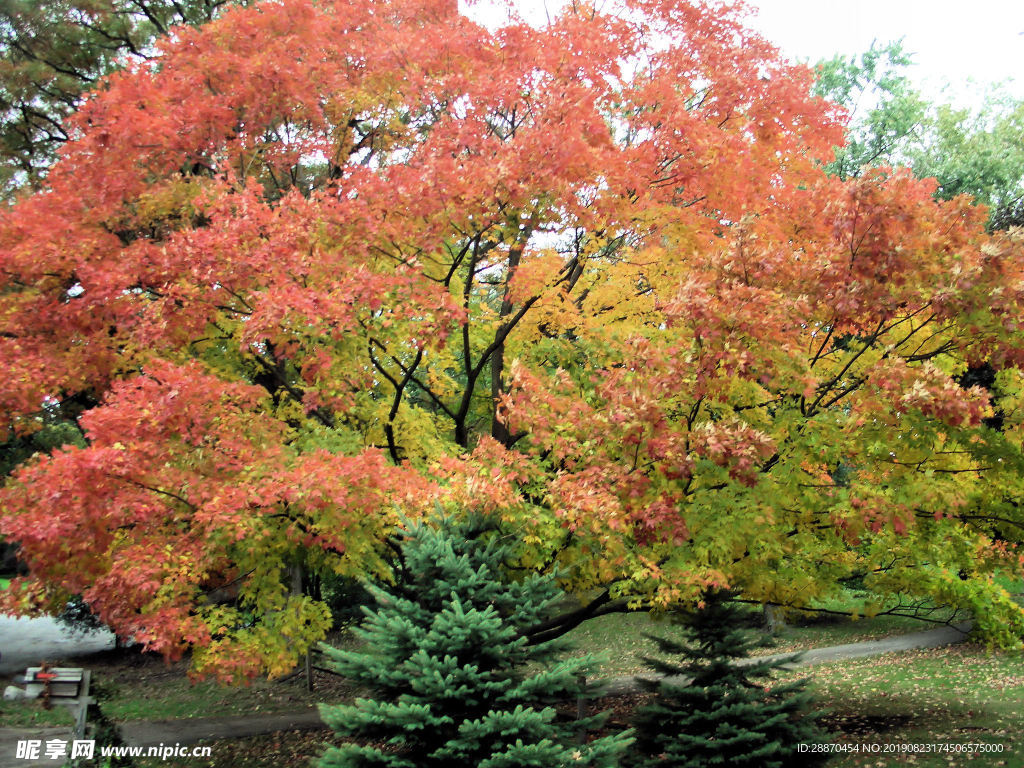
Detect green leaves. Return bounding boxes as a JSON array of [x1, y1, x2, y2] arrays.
[[913, 94, 1024, 230], [815, 40, 1024, 231], [814, 40, 929, 181]]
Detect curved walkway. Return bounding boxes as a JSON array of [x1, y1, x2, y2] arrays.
[[0, 615, 115, 676], [0, 620, 973, 766], [593, 620, 973, 696]]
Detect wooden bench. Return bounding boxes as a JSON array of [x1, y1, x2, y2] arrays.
[[18, 666, 93, 741]]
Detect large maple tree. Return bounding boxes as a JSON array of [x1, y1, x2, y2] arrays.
[[3, 0, 1024, 680]]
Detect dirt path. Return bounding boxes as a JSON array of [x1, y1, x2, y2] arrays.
[[0, 620, 973, 764]]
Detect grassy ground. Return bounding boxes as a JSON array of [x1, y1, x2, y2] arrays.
[[1, 605, 932, 727], [806, 644, 1024, 767], [122, 642, 1024, 768], [2, 590, 1013, 767], [0, 596, 959, 727], [119, 643, 1024, 768]]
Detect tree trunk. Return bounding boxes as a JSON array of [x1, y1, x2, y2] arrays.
[[764, 604, 786, 635]]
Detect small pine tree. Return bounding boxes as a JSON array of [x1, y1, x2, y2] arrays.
[[629, 590, 830, 768], [317, 516, 633, 768]]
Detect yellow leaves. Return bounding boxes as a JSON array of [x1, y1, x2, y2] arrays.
[[578, 258, 660, 328], [191, 595, 333, 683], [270, 394, 306, 425], [421, 349, 464, 400], [107, 177, 211, 236], [992, 368, 1024, 449]]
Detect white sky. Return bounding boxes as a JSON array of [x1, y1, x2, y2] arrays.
[[465, 0, 1024, 108], [748, 0, 1024, 106]]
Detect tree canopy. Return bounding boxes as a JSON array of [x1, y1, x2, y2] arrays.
[[2, 0, 1024, 680]]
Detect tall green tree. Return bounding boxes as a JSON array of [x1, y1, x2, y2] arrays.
[[814, 40, 1024, 230], [812, 40, 927, 181], [911, 94, 1024, 231]]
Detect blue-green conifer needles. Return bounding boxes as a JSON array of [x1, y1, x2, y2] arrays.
[[317, 517, 633, 768]]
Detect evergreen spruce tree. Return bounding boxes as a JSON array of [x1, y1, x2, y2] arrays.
[[317, 516, 633, 768], [629, 590, 830, 768]]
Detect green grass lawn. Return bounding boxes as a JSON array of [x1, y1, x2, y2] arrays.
[[118, 641, 1024, 768], [803, 644, 1024, 767], [0, 665, 357, 728], [4, 602, 1021, 768], [557, 597, 1024, 766], [0, 634, 362, 727], [564, 614, 1024, 767]]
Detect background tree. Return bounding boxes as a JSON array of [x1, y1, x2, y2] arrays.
[[0, 0, 244, 199], [911, 94, 1024, 231], [318, 516, 632, 768], [629, 589, 827, 768], [812, 40, 928, 181], [1, 0, 1023, 680], [813, 40, 1024, 230]]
